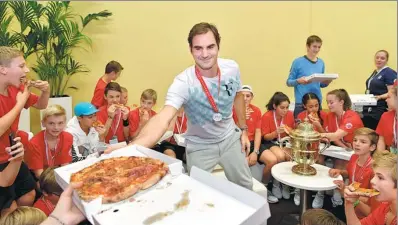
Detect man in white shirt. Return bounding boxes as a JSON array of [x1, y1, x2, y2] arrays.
[[66, 102, 106, 162], [126, 22, 253, 189]]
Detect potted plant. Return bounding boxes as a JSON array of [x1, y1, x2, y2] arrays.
[[0, 1, 112, 126]]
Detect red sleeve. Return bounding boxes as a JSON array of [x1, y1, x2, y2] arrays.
[[27, 137, 44, 170], [375, 112, 388, 136], [25, 93, 39, 109], [59, 132, 72, 165], [33, 199, 52, 216], [254, 108, 261, 129], [128, 109, 140, 136], [340, 111, 364, 133], [261, 112, 272, 135], [91, 81, 105, 108], [360, 203, 388, 225]]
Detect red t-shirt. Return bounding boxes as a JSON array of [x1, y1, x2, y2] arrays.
[[33, 198, 54, 216], [97, 105, 127, 143], [325, 110, 364, 144], [376, 110, 396, 148], [261, 110, 295, 139], [296, 110, 328, 132], [26, 130, 72, 170], [0, 85, 38, 163], [233, 104, 262, 142], [91, 78, 107, 109], [346, 154, 374, 187], [128, 108, 157, 137], [360, 202, 394, 225]]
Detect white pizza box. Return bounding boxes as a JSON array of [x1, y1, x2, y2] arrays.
[[54, 144, 184, 224], [92, 166, 269, 225], [350, 94, 377, 106], [304, 73, 339, 82]]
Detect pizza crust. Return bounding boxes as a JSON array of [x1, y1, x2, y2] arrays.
[[349, 182, 380, 197]]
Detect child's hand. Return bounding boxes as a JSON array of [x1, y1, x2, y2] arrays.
[[248, 152, 258, 166], [329, 169, 341, 178], [333, 180, 345, 190]]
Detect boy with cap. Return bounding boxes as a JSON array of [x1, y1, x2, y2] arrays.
[[66, 102, 107, 162]]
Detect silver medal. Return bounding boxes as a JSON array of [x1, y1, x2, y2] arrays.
[[213, 113, 222, 122]]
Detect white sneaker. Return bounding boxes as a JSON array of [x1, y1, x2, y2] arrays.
[[282, 184, 291, 199], [294, 188, 300, 206], [272, 181, 282, 199], [331, 190, 343, 207], [267, 190, 279, 204], [312, 191, 325, 208]]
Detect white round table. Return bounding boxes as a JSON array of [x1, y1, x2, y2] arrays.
[[271, 161, 343, 216]]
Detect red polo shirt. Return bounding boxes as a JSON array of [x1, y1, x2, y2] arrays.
[[297, 110, 328, 132], [26, 130, 72, 170], [0, 85, 38, 163], [233, 104, 262, 142], [91, 78, 107, 109], [376, 110, 396, 148], [128, 108, 157, 137], [325, 110, 364, 144], [261, 110, 294, 138], [97, 105, 127, 143]]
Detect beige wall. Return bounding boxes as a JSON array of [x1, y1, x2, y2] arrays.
[[28, 1, 397, 133]]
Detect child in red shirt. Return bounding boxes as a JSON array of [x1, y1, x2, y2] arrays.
[[96, 82, 130, 144], [0, 47, 49, 214], [232, 85, 263, 167], [26, 105, 72, 179], [296, 92, 328, 133], [329, 128, 377, 217], [33, 168, 62, 216], [376, 87, 397, 154], [129, 89, 158, 140], [344, 152, 397, 225], [261, 92, 295, 203], [120, 86, 129, 107], [91, 61, 124, 109]]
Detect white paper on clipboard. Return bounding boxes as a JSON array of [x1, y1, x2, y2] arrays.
[[304, 73, 339, 82]]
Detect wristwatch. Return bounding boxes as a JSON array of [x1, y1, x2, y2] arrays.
[[240, 125, 248, 131], [254, 149, 260, 155]]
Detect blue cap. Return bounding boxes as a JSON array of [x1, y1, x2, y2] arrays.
[[74, 102, 99, 116]]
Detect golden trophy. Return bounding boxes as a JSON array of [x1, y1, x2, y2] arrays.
[[280, 118, 330, 176]]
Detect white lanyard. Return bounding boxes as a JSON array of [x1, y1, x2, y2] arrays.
[[367, 66, 387, 91], [335, 111, 347, 144], [111, 110, 122, 136], [176, 113, 185, 134], [44, 130, 59, 166], [352, 156, 372, 183], [273, 110, 284, 142]]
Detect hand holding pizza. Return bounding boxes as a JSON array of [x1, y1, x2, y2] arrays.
[[344, 184, 360, 204], [107, 105, 117, 118], [120, 106, 130, 120], [140, 108, 150, 122], [50, 182, 85, 225]]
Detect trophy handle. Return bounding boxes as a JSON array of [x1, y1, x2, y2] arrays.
[[319, 138, 331, 154], [279, 136, 294, 161]]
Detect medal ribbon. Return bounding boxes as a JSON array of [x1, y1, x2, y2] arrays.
[[195, 66, 221, 113]]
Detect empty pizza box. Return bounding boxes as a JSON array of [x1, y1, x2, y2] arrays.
[[304, 73, 339, 82], [55, 145, 270, 225]]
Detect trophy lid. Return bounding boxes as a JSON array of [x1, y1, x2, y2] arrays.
[[289, 118, 321, 141]]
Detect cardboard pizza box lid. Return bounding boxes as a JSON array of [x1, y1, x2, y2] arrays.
[[304, 73, 339, 82], [92, 166, 269, 225], [54, 144, 184, 224]]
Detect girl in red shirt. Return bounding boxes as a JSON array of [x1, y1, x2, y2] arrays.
[[345, 152, 397, 225], [261, 92, 295, 203], [376, 87, 397, 154], [26, 105, 73, 179], [296, 92, 328, 133]]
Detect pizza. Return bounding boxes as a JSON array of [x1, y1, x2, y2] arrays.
[[70, 156, 169, 203], [349, 182, 380, 197], [92, 121, 103, 127], [114, 103, 124, 108]]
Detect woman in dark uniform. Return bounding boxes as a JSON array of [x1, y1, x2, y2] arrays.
[[362, 50, 397, 130]]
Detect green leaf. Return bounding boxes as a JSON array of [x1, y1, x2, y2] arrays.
[[81, 10, 113, 28], [8, 1, 37, 33]]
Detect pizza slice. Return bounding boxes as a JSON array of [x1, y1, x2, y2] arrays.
[[92, 121, 103, 128], [349, 182, 380, 197]]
